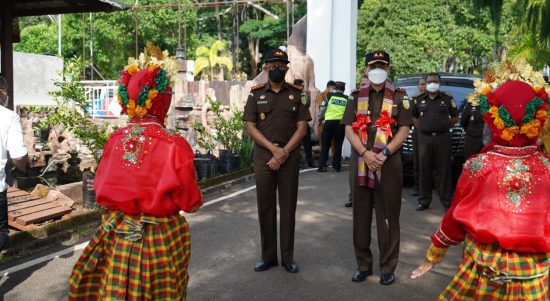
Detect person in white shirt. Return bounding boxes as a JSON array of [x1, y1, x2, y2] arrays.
[[0, 76, 28, 251]]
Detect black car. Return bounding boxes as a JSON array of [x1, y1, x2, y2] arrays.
[[393, 73, 480, 185]]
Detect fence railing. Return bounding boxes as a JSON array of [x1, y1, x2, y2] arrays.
[[81, 80, 121, 118]]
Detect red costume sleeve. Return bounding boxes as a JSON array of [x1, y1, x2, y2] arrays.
[[430, 172, 469, 248]]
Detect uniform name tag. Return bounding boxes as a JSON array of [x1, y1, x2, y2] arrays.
[[257, 100, 268, 105]]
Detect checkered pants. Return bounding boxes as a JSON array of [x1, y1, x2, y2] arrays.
[[69, 210, 191, 300], [439, 236, 549, 300]]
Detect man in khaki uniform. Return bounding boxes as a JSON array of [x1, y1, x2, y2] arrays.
[[243, 49, 311, 273], [342, 51, 412, 285]]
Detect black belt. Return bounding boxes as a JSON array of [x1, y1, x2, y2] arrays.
[[421, 131, 448, 136]]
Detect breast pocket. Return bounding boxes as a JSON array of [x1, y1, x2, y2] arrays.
[[256, 103, 271, 121], [438, 105, 450, 115], [281, 102, 299, 121], [391, 104, 399, 117], [418, 105, 428, 117]]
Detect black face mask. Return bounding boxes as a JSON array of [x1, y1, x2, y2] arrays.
[[268, 69, 286, 83]]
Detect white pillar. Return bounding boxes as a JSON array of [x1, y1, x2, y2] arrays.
[[307, 0, 357, 95], [307, 0, 357, 158]]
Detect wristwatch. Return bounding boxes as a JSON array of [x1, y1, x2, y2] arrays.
[[382, 147, 391, 157]]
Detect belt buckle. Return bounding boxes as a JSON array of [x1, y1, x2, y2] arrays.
[[483, 269, 511, 285], [431, 132, 437, 137]]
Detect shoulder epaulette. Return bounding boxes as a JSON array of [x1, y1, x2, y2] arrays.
[[287, 82, 304, 91], [250, 83, 266, 92], [443, 91, 453, 97]]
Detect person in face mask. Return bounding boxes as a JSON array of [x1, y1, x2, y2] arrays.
[[243, 48, 311, 273], [341, 50, 413, 285], [0, 76, 29, 252], [411, 73, 459, 212]]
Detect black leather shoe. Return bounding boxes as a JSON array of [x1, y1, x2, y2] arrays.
[[281, 261, 299, 273], [380, 272, 395, 285], [317, 167, 327, 172], [351, 270, 372, 282], [345, 199, 352, 207], [415, 203, 429, 211], [254, 259, 278, 272]]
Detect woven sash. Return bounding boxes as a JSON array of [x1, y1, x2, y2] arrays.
[[356, 82, 395, 188]]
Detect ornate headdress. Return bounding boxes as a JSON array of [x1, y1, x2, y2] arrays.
[[468, 58, 549, 147], [117, 43, 179, 119]]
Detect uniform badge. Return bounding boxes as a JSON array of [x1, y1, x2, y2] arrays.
[[420, 112, 424, 117], [451, 100, 457, 108], [289, 95, 295, 100], [260, 95, 266, 99], [470, 116, 474, 121], [301, 95, 307, 105], [422, 100, 426, 104], [441, 101, 445, 105], [403, 98, 410, 109], [260, 113, 266, 120]]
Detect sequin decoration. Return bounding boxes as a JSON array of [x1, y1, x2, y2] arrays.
[[464, 154, 489, 178], [121, 124, 149, 167], [540, 157, 550, 172], [496, 159, 539, 212]]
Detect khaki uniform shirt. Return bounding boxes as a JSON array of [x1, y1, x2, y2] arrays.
[[412, 91, 458, 134], [243, 82, 311, 146]]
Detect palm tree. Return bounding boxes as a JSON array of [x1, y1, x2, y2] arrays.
[[473, 0, 550, 46], [193, 40, 233, 80], [509, 32, 550, 69]]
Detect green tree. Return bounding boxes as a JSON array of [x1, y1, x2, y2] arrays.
[[357, 0, 507, 78], [14, 23, 57, 55], [240, 16, 286, 77], [193, 40, 233, 80], [473, 0, 550, 46]]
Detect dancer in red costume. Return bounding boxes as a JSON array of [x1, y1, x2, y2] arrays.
[[411, 61, 550, 300], [69, 49, 202, 300]]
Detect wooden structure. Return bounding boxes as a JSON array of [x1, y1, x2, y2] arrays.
[[6, 187, 73, 231], [0, 0, 128, 110]]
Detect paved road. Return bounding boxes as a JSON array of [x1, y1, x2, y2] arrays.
[[0, 166, 462, 301]]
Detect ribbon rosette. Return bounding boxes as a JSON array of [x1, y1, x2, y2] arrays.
[[374, 110, 395, 137], [352, 113, 371, 143]]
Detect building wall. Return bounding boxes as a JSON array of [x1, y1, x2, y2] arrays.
[[306, 0, 357, 95], [13, 52, 63, 106]]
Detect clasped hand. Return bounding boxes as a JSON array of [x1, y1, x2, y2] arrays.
[[363, 151, 387, 171], [268, 147, 289, 171]]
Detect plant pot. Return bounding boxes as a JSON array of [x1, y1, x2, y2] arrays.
[[82, 171, 97, 209], [194, 151, 217, 180], [218, 149, 241, 174], [39, 128, 51, 143]]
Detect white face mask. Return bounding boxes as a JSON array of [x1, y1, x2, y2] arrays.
[[367, 68, 388, 85], [426, 83, 440, 93]]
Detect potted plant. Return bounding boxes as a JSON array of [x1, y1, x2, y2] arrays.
[[42, 57, 112, 208], [209, 99, 244, 173], [191, 121, 217, 180]]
